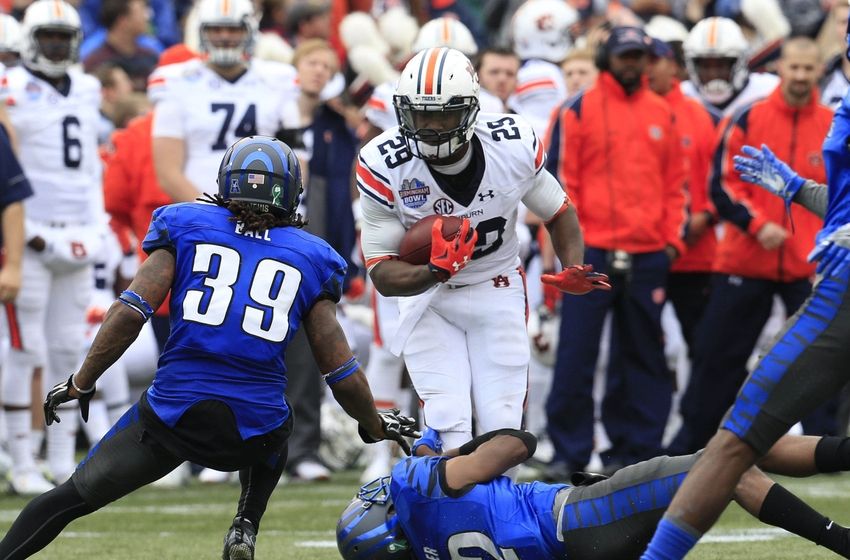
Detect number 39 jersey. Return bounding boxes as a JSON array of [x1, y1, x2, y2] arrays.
[[142, 202, 347, 439], [149, 58, 298, 192], [358, 112, 568, 285], [1, 66, 102, 224]]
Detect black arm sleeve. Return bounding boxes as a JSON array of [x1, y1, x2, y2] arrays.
[[457, 429, 537, 458]]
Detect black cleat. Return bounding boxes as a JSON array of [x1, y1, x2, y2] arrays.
[[222, 517, 256, 560]]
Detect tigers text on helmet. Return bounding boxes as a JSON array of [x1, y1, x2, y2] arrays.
[[684, 17, 749, 106], [512, 0, 579, 64], [21, 0, 81, 78], [337, 477, 410, 560], [393, 47, 480, 162], [412, 16, 478, 57], [197, 0, 257, 67], [217, 136, 303, 220]]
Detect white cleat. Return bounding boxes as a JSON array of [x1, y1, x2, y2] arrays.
[[291, 459, 331, 482], [0, 447, 12, 478], [9, 468, 55, 496], [359, 456, 392, 484], [199, 468, 235, 484], [151, 462, 190, 488]]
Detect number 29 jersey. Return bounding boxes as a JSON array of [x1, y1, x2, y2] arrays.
[[1, 66, 102, 224], [357, 113, 567, 285], [142, 202, 346, 439]]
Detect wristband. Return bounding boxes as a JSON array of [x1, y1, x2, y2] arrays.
[[71, 374, 95, 394], [118, 290, 155, 321], [323, 356, 359, 386]]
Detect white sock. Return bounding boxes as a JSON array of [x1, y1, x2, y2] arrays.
[[6, 409, 34, 472], [46, 407, 78, 482], [82, 400, 109, 448]]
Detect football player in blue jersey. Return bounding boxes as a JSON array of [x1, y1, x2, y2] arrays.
[[641, 14, 850, 558], [338, 428, 850, 559], [0, 136, 419, 560]]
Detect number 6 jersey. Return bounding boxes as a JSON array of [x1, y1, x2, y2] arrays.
[[1, 66, 102, 224], [358, 112, 569, 285]]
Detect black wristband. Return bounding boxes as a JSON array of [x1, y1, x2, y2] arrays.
[[457, 429, 537, 458]]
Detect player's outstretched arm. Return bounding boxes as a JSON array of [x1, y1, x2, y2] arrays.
[[304, 298, 419, 453], [440, 429, 537, 491]]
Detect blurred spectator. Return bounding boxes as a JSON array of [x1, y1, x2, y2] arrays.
[[820, 1, 850, 109], [475, 47, 519, 113], [562, 48, 598, 98], [83, 0, 159, 92], [94, 63, 133, 142], [111, 92, 151, 129], [668, 37, 834, 455], [79, 0, 179, 54], [647, 38, 717, 356], [286, 0, 332, 45], [0, 13, 22, 67], [544, 27, 687, 478]]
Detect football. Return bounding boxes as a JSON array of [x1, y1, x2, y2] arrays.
[[398, 215, 464, 265]]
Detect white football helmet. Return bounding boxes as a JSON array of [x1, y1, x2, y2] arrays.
[[393, 47, 480, 161], [20, 0, 81, 78], [684, 17, 750, 106], [197, 0, 257, 67], [512, 0, 578, 64], [412, 16, 478, 56], [0, 14, 22, 55]]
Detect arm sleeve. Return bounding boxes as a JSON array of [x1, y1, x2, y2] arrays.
[[141, 206, 176, 255], [522, 169, 570, 222], [359, 192, 405, 271], [151, 96, 185, 139], [709, 116, 760, 234], [794, 180, 828, 218], [662, 115, 688, 254]]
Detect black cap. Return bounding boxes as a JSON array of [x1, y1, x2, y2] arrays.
[[606, 26, 652, 56]]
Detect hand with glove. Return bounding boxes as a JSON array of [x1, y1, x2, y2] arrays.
[[44, 374, 95, 426], [809, 224, 850, 279], [411, 427, 443, 456], [733, 144, 805, 202], [429, 218, 478, 282], [541, 265, 612, 295], [359, 408, 421, 455]]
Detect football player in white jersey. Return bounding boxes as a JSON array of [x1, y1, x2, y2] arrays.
[[682, 17, 779, 121], [358, 47, 610, 453], [508, 0, 578, 139], [1, 0, 105, 493], [150, 0, 298, 203]]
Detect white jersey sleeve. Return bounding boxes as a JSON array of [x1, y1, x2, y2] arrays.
[[365, 81, 399, 132], [507, 59, 567, 139], [522, 169, 569, 222]]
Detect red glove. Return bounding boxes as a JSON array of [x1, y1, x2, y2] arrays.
[[541, 265, 612, 295], [541, 272, 563, 312], [429, 218, 478, 282]]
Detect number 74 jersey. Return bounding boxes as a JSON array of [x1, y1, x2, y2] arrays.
[[357, 112, 568, 285]]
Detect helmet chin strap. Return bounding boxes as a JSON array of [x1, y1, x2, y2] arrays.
[[416, 135, 465, 162], [701, 78, 734, 106]]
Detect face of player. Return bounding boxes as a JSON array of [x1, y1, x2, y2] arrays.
[[647, 56, 678, 95], [562, 58, 598, 97], [296, 48, 336, 96], [778, 44, 821, 106], [477, 53, 519, 103], [609, 49, 647, 92], [203, 24, 248, 52], [693, 57, 736, 87], [410, 109, 464, 144], [34, 29, 74, 63]]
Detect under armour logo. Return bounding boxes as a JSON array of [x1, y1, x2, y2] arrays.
[[452, 256, 469, 272], [478, 190, 495, 201]]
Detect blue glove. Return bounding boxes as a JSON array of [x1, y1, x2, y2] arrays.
[[809, 224, 850, 279], [733, 144, 805, 204], [411, 427, 443, 456]]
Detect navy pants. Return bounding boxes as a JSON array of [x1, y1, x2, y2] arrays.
[[668, 274, 837, 455], [546, 248, 673, 469]]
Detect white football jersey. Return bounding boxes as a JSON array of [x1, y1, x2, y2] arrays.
[[149, 58, 298, 192], [364, 81, 398, 132], [820, 67, 849, 111], [681, 72, 779, 121], [1, 66, 102, 224], [358, 113, 565, 285], [507, 59, 567, 139]]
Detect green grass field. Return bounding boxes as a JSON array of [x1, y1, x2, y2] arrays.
[[1, 472, 848, 559]]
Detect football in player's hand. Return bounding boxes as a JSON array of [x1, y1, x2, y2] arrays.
[[399, 215, 463, 265]]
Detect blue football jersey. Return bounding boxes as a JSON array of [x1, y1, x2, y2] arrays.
[[820, 89, 850, 241], [141, 202, 346, 439], [389, 456, 567, 559]]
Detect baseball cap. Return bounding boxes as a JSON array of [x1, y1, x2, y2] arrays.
[[650, 38, 674, 59], [606, 26, 652, 56]]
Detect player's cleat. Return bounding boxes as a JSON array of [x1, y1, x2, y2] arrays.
[[8, 467, 54, 496], [222, 517, 256, 560], [291, 459, 331, 482], [151, 462, 190, 488], [199, 467, 236, 484]]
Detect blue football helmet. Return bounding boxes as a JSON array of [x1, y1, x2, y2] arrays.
[[217, 136, 302, 220], [337, 477, 410, 560]]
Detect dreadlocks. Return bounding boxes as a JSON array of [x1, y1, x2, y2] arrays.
[[199, 193, 307, 232]]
